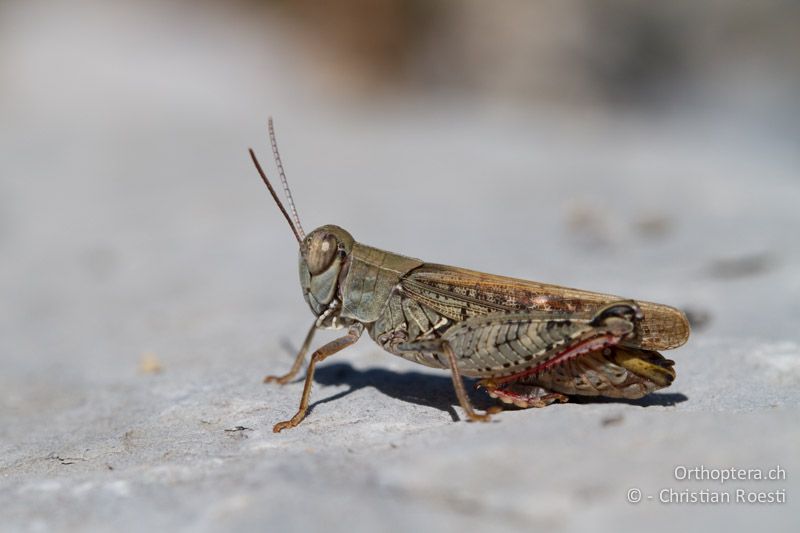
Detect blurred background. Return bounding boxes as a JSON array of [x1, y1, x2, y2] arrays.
[[2, 0, 798, 375], [1, 1, 799, 530]]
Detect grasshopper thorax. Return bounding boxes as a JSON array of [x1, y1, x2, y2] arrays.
[[299, 225, 354, 326]]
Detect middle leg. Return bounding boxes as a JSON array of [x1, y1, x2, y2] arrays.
[[397, 338, 492, 422]]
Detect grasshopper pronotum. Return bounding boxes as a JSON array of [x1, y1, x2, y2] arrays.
[[251, 120, 690, 432]]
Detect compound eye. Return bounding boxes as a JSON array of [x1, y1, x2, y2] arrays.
[[306, 233, 338, 275]]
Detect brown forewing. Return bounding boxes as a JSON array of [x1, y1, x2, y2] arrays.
[[400, 264, 690, 351]]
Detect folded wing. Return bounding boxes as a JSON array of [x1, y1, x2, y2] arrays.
[[400, 264, 690, 351]]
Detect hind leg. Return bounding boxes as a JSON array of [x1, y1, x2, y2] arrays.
[[478, 379, 569, 408]]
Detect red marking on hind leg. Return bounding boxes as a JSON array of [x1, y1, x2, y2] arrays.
[[492, 333, 621, 386]]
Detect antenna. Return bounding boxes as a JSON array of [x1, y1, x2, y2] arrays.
[[268, 117, 305, 239], [249, 148, 303, 244]]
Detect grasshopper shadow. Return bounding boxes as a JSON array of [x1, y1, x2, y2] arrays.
[[569, 392, 689, 407], [308, 362, 688, 420], [311, 362, 494, 422]]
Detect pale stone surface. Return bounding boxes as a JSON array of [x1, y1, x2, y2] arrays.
[[1, 2, 798, 532]]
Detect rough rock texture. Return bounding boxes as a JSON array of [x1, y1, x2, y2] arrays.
[[1, 2, 798, 532]]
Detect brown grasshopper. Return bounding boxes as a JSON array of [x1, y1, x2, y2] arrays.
[[250, 119, 690, 432]]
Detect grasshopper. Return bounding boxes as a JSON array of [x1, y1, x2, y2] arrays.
[[250, 119, 690, 432]]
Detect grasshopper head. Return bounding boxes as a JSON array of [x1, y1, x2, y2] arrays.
[[249, 120, 355, 326], [298, 225, 354, 318]]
